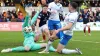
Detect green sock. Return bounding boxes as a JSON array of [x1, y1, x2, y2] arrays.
[[12, 46, 25, 52], [49, 46, 56, 52]]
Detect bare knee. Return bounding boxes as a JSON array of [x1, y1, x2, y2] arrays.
[[56, 49, 62, 53], [56, 43, 64, 53], [24, 46, 30, 51]]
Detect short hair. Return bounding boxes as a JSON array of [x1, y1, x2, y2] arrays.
[[69, 2, 78, 9], [42, 4, 48, 7]]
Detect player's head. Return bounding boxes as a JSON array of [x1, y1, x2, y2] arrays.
[[84, 8, 89, 13], [68, 2, 78, 12], [54, 0, 60, 3], [42, 4, 48, 13]]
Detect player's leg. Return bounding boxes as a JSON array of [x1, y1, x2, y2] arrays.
[[38, 25, 46, 42], [56, 34, 82, 54], [87, 23, 91, 36], [42, 24, 50, 42], [44, 20, 61, 51], [1, 46, 24, 53], [34, 26, 42, 42], [57, 44, 82, 54], [83, 24, 87, 36], [38, 31, 62, 53], [31, 43, 55, 52], [1, 45, 31, 53]]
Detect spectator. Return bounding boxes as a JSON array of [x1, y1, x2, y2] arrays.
[[11, 14, 17, 22], [95, 8, 100, 22], [18, 11, 24, 22], [37, 1, 41, 7], [12, 10, 18, 18]]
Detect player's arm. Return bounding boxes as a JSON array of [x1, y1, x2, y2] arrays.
[[36, 12, 41, 31], [48, 3, 56, 14], [22, 15, 30, 28], [31, 11, 40, 26], [58, 22, 73, 31], [36, 19, 40, 31], [59, 5, 63, 15], [57, 17, 76, 32]]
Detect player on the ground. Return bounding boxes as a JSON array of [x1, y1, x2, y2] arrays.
[[35, 5, 51, 42], [1, 11, 55, 53], [39, 2, 82, 54], [81, 7, 91, 36]]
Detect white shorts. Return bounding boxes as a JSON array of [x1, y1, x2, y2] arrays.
[[39, 24, 48, 32], [83, 23, 90, 28], [35, 24, 48, 35]]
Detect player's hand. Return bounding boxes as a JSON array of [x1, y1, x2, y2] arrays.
[[55, 29, 60, 34], [35, 30, 39, 33]]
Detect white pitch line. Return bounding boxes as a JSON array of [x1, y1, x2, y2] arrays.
[[71, 39, 100, 44]]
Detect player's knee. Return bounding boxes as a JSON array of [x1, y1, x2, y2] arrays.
[[24, 46, 30, 51], [41, 43, 47, 48], [56, 49, 62, 53]]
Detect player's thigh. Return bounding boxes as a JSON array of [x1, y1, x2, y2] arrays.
[[87, 23, 90, 27], [23, 39, 33, 49], [59, 34, 72, 47], [54, 21, 61, 30], [50, 31, 63, 41], [42, 24, 49, 34], [48, 20, 55, 30], [83, 24, 87, 28], [31, 43, 41, 51]]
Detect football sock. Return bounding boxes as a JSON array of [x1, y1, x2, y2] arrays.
[[61, 49, 78, 54]]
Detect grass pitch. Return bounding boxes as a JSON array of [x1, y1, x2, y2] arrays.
[[0, 31, 100, 56]]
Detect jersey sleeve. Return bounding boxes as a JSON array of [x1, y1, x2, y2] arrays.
[[68, 16, 77, 23], [59, 5, 63, 14], [31, 11, 39, 26], [37, 12, 42, 19], [48, 3, 52, 12], [22, 15, 30, 28]]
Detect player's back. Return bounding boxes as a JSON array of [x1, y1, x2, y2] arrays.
[[63, 12, 79, 36], [48, 2, 62, 21]]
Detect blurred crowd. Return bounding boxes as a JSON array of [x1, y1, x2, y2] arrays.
[[20, 0, 100, 7], [0, 10, 25, 22], [0, 0, 15, 6]]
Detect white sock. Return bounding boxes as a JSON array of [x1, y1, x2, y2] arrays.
[[45, 40, 53, 51], [62, 49, 78, 54]]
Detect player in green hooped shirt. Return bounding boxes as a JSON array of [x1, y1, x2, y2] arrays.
[[1, 11, 55, 53]]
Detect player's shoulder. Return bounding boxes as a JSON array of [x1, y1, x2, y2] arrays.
[[69, 12, 79, 19], [58, 3, 62, 6], [48, 2, 54, 5]]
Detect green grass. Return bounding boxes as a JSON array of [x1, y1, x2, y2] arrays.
[[0, 31, 100, 56]]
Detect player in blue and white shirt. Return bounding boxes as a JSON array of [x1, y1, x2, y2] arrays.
[[47, 0, 63, 35], [39, 2, 82, 54]]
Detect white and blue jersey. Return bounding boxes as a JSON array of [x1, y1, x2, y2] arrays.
[[48, 2, 63, 30], [56, 11, 79, 45]]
